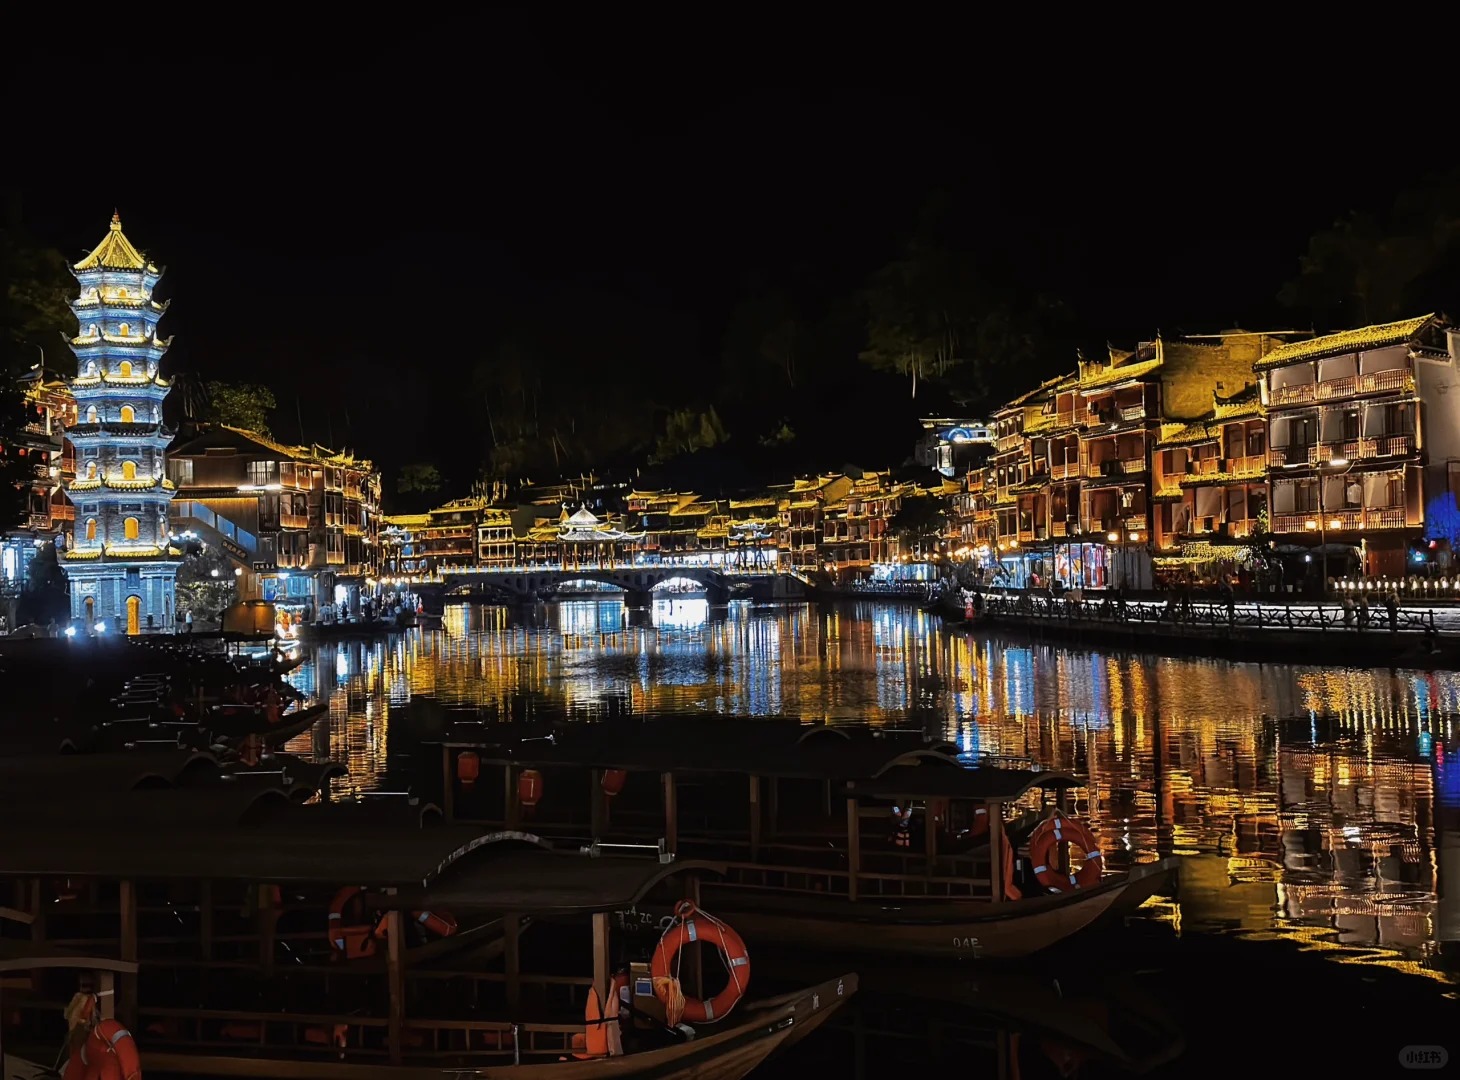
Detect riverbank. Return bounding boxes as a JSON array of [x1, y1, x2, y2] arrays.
[[925, 591, 1460, 669]]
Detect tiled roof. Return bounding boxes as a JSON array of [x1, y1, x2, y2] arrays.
[[1156, 421, 1217, 448], [74, 214, 158, 273], [1079, 357, 1163, 391], [1212, 383, 1265, 421], [1253, 315, 1437, 371]]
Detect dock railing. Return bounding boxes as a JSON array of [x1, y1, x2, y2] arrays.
[[977, 592, 1438, 635]]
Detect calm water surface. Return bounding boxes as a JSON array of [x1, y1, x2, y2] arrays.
[[284, 598, 1457, 1071]]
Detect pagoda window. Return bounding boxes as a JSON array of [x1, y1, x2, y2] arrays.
[[85, 363, 97, 377], [122, 461, 137, 480], [118, 324, 130, 338], [85, 519, 96, 542], [119, 405, 135, 424], [115, 288, 128, 299], [123, 517, 139, 541], [85, 406, 97, 423], [88, 325, 98, 337], [118, 361, 133, 378], [85, 462, 97, 480]]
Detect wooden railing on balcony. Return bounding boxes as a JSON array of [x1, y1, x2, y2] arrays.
[[1123, 515, 1149, 532], [1051, 520, 1068, 537], [1084, 458, 1146, 478], [1360, 433, 1415, 458], [1051, 461, 1077, 479], [1271, 367, 1415, 408], [1269, 444, 1317, 467], [1055, 410, 1077, 428], [1271, 507, 1409, 534], [1319, 439, 1360, 464], [1228, 454, 1265, 477], [1119, 404, 1146, 421]]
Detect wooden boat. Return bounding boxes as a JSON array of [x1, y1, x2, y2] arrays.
[[300, 619, 402, 640], [435, 719, 1179, 960], [0, 749, 855, 1078]]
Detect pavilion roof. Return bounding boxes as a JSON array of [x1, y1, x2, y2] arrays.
[[74, 213, 158, 273]]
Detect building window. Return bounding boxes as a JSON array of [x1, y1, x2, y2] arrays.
[[85, 406, 97, 423], [85, 462, 96, 479], [119, 405, 135, 424], [123, 517, 139, 541], [118, 360, 133, 378], [115, 287, 128, 299], [247, 460, 277, 486], [85, 519, 96, 541], [122, 461, 137, 480], [85, 362, 97, 377], [172, 460, 194, 486], [118, 324, 130, 338]]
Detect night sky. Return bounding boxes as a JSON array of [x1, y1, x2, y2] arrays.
[[7, 21, 1458, 490]]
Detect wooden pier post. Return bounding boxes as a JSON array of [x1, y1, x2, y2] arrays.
[[662, 773, 678, 856], [845, 796, 860, 902], [504, 913, 522, 1016], [441, 746, 455, 823], [591, 911, 610, 1003], [386, 906, 405, 1065], [199, 880, 213, 961], [119, 880, 137, 1028], [504, 765, 519, 829], [748, 775, 762, 860], [591, 769, 606, 840], [988, 805, 1004, 902]]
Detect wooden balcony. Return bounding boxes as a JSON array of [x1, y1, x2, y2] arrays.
[[1084, 458, 1147, 478], [1123, 515, 1149, 532], [1360, 433, 1415, 459], [1051, 461, 1078, 480], [1051, 520, 1069, 538], [1119, 403, 1146, 421], [1269, 444, 1317, 467], [1272, 368, 1415, 407], [1271, 507, 1409, 534]]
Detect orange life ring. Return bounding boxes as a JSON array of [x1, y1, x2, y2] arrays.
[[1001, 826, 1022, 901], [327, 886, 377, 959], [518, 769, 543, 808], [1028, 815, 1102, 892], [650, 900, 750, 1024], [601, 769, 627, 797], [67, 1019, 142, 1080], [413, 909, 458, 937]]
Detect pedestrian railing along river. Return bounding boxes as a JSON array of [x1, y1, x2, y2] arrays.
[[979, 593, 1441, 635]]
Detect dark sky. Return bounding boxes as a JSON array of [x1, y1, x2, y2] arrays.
[[7, 19, 1457, 487]]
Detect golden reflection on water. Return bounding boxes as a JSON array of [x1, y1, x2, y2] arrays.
[[285, 598, 1460, 979]]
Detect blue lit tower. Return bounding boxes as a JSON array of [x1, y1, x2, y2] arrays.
[[61, 213, 182, 634]]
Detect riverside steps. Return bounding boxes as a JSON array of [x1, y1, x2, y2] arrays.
[[938, 590, 1460, 668]]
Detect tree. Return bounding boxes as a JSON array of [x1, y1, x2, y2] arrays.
[[174, 542, 238, 624], [170, 371, 212, 422], [396, 463, 443, 495], [888, 494, 947, 558], [205, 381, 277, 435], [0, 228, 74, 533], [1426, 493, 1460, 553], [652, 407, 728, 463], [1280, 169, 1460, 326]]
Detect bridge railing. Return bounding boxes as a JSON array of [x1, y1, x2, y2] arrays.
[[440, 561, 781, 576]]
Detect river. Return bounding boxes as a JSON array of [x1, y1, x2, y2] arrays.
[[283, 598, 1458, 1075]]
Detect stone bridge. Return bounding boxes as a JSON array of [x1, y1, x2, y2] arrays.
[[438, 565, 806, 606]]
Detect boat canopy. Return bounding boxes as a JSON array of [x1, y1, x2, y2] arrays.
[[440, 718, 964, 781], [371, 851, 726, 915], [846, 764, 1079, 802], [0, 939, 139, 975], [0, 750, 344, 798]]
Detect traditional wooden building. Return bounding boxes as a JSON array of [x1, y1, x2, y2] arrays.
[[380, 497, 493, 581], [1257, 314, 1458, 577], [168, 426, 381, 615]]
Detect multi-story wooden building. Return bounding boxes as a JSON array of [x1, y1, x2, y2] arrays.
[[820, 471, 910, 582], [1257, 314, 1458, 577], [379, 497, 493, 581], [777, 475, 852, 573], [168, 426, 381, 614]]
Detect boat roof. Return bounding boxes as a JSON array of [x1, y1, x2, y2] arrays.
[[0, 750, 345, 801], [441, 718, 966, 781], [847, 764, 1078, 801], [0, 939, 138, 975], [374, 851, 725, 915], [0, 825, 545, 888]]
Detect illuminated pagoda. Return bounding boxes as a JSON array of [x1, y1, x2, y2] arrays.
[[60, 213, 181, 634]]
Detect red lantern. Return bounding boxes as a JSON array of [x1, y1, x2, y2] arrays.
[[457, 751, 481, 787], [518, 769, 543, 808], [601, 769, 627, 797]]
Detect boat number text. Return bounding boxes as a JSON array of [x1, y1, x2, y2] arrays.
[[951, 937, 981, 952]]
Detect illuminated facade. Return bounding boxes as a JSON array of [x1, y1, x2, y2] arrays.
[[61, 214, 182, 634], [1258, 315, 1458, 576], [380, 498, 509, 580], [168, 426, 380, 612], [968, 334, 1267, 588]]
